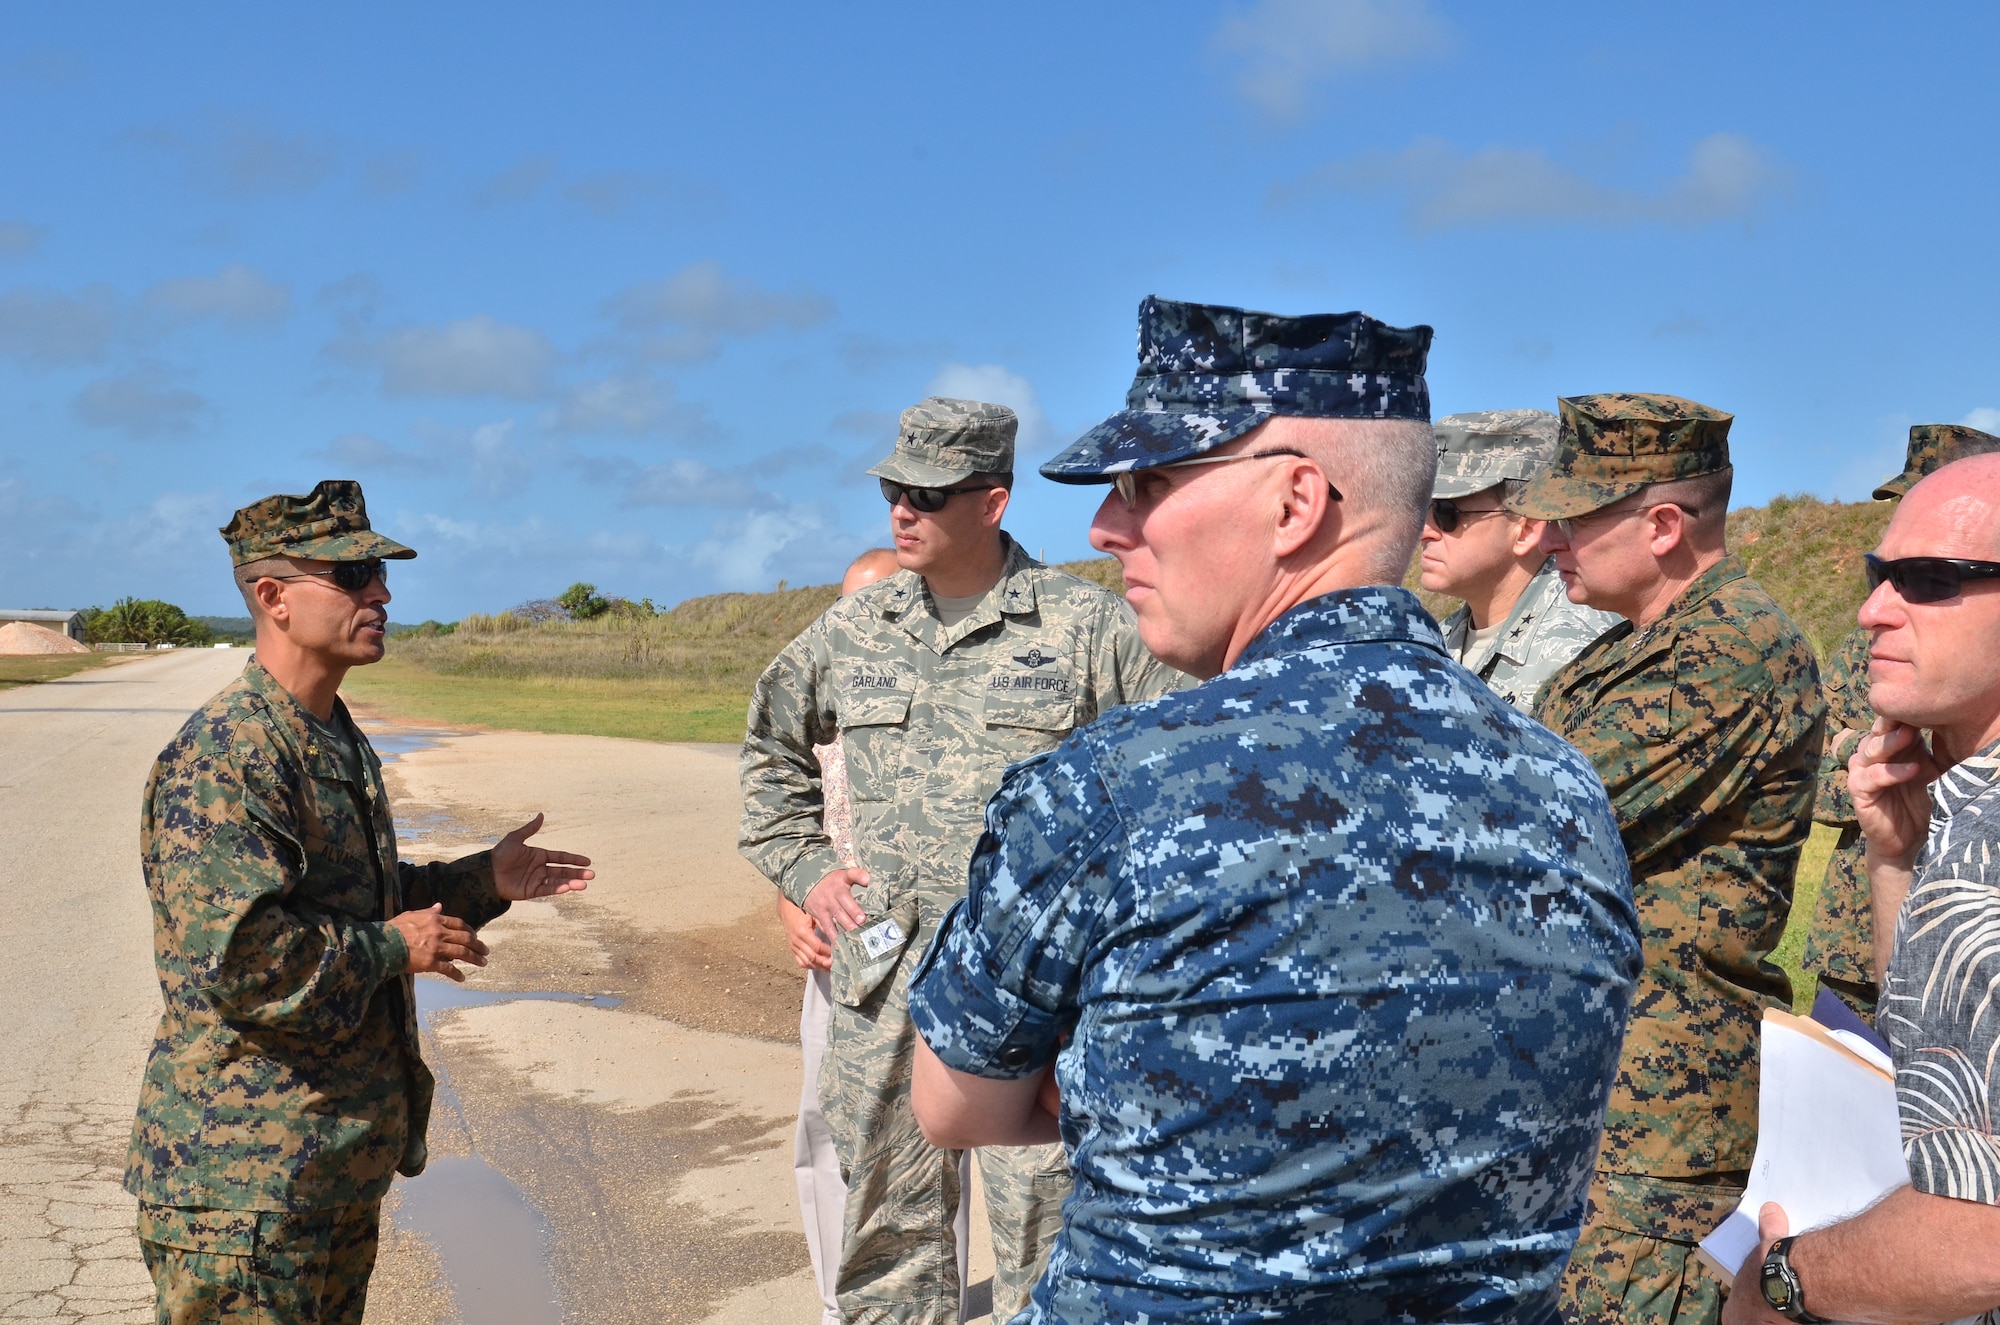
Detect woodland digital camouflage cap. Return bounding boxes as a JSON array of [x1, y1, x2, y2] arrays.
[[1873, 422, 2000, 500], [1505, 393, 1733, 521], [866, 397, 1017, 487], [219, 479, 416, 567], [1432, 409, 1560, 499], [1040, 295, 1432, 482]]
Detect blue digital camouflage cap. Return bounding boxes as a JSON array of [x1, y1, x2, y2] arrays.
[[1040, 295, 1433, 483]]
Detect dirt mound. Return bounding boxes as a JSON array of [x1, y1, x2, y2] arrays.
[[0, 621, 91, 655]]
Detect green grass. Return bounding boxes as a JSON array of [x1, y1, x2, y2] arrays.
[[341, 657, 753, 743], [0, 653, 125, 690]]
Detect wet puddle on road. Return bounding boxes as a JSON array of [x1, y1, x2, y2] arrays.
[[402, 977, 622, 1324]]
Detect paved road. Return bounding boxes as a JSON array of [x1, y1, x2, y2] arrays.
[[0, 649, 246, 1323]]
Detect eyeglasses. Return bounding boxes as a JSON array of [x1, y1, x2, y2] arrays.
[[1428, 498, 1509, 534], [1554, 500, 1696, 542], [878, 478, 1001, 513], [1864, 553, 2000, 604], [268, 560, 389, 592], [1111, 448, 1344, 510]]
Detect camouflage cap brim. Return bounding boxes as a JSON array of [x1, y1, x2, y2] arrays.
[[1432, 452, 1527, 501], [867, 451, 980, 487], [1039, 407, 1271, 483], [278, 529, 417, 563], [1504, 471, 1648, 522], [1871, 473, 1913, 502]]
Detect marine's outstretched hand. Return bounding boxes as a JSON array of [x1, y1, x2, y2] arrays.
[[493, 811, 595, 900]]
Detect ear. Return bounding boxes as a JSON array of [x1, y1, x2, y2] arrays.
[[1509, 516, 1545, 559], [982, 485, 1010, 529], [253, 576, 291, 625], [1645, 503, 1688, 557], [1272, 462, 1335, 559]]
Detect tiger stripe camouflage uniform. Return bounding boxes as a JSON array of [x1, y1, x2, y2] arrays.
[[1800, 422, 2000, 1018], [741, 530, 1180, 1324], [130, 482, 510, 1323], [1508, 395, 1826, 1325]]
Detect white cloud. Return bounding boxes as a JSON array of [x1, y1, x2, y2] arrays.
[[1962, 408, 2000, 434], [0, 285, 118, 365], [551, 372, 711, 437], [617, 457, 763, 509], [476, 155, 556, 206], [1275, 131, 1788, 231], [134, 117, 336, 197], [924, 363, 1054, 456], [0, 221, 43, 259], [1213, 0, 1451, 119], [608, 260, 833, 360], [144, 264, 292, 326], [333, 315, 557, 398], [691, 503, 859, 592], [71, 370, 206, 438]]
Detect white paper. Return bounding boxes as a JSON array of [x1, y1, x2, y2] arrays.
[[1698, 1010, 1909, 1283]]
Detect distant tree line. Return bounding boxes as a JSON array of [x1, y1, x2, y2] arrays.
[[84, 598, 213, 647]]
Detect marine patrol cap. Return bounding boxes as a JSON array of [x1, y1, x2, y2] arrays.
[[1040, 295, 1432, 483], [220, 479, 416, 567], [1432, 409, 1560, 500], [1505, 393, 1733, 521], [1873, 422, 2000, 500], [866, 397, 1017, 488]]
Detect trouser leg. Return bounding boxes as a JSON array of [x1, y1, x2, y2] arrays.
[[822, 946, 963, 1325], [794, 968, 848, 1324], [138, 1200, 381, 1325], [976, 1143, 1070, 1323], [1559, 1173, 1731, 1325]]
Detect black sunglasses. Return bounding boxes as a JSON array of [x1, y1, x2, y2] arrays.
[[1864, 553, 2000, 604], [878, 478, 999, 514], [271, 560, 389, 592], [1427, 498, 1508, 535]]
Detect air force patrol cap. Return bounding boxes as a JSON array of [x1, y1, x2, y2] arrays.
[[1040, 295, 1433, 483]]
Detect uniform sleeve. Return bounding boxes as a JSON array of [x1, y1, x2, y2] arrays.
[[1086, 596, 1190, 717], [739, 622, 846, 906], [909, 734, 1126, 1079], [1813, 630, 1873, 827], [149, 723, 408, 1037], [1581, 629, 1820, 868], [401, 851, 508, 929]]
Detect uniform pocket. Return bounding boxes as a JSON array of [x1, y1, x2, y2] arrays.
[[836, 686, 912, 804], [830, 899, 921, 1008], [982, 671, 1077, 762], [137, 1203, 261, 1255]]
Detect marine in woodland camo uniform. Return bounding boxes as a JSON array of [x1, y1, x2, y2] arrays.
[[739, 400, 1182, 1325], [1508, 396, 1826, 1325], [911, 297, 1645, 1322], [128, 483, 511, 1323], [1800, 422, 2000, 1018], [1430, 410, 1619, 713]]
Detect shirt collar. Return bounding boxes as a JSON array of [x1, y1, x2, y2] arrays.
[[1489, 559, 1572, 667], [1933, 734, 2000, 824], [1233, 585, 1447, 670], [1633, 554, 1749, 641], [878, 533, 1040, 623]]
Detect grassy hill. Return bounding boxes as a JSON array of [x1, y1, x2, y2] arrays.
[[348, 497, 1888, 741]]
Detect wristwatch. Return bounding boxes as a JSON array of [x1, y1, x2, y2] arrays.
[[1759, 1237, 1827, 1323]]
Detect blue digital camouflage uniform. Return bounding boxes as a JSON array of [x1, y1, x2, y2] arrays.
[[910, 587, 1645, 1324]]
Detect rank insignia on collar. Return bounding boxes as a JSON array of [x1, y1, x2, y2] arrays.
[[1013, 647, 1055, 668]]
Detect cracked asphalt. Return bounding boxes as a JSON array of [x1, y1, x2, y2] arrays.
[[0, 649, 239, 1323]]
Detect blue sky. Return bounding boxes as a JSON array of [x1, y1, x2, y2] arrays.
[[3, 2, 1997, 619]]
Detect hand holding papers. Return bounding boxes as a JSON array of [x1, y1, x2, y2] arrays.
[[1698, 1005, 1907, 1283]]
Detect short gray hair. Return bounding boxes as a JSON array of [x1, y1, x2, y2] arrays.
[[1284, 416, 1438, 583], [234, 556, 292, 616]]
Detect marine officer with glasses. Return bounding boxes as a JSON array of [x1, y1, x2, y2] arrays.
[[1419, 409, 1617, 712], [739, 397, 1181, 1325], [129, 480, 595, 1323], [1501, 395, 1827, 1325], [1798, 423, 2000, 1022]]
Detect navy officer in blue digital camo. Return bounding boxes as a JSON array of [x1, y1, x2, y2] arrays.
[[904, 295, 1647, 1324]]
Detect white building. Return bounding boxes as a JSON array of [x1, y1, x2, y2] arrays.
[[0, 610, 87, 643]]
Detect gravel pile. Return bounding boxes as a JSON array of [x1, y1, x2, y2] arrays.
[[0, 621, 93, 655]]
